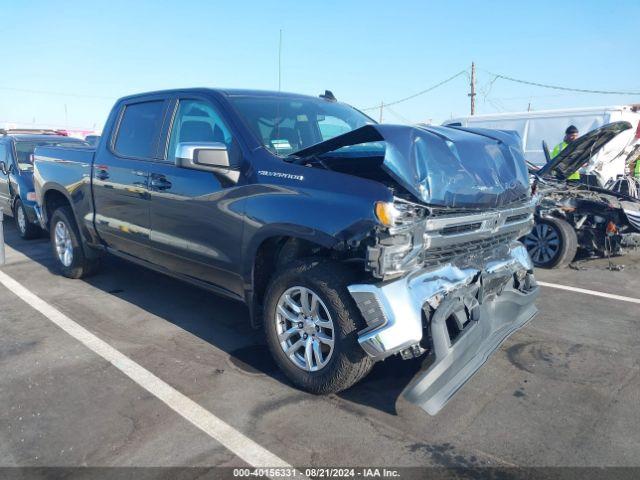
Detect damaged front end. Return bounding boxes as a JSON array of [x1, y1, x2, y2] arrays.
[[294, 124, 539, 414], [349, 200, 538, 415]]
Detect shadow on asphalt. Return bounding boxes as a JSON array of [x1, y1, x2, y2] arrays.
[[2, 220, 418, 415]]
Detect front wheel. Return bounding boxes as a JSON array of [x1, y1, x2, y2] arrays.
[[49, 206, 99, 279], [523, 216, 578, 268], [263, 260, 373, 394]]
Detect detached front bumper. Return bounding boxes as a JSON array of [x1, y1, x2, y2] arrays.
[[348, 241, 538, 415]]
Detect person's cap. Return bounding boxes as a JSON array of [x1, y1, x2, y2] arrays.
[[565, 125, 578, 135]]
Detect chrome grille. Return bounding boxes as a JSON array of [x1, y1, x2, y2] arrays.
[[422, 232, 513, 267]]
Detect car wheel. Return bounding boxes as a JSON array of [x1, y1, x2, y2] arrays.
[[523, 217, 577, 268], [14, 199, 41, 240], [50, 206, 99, 279], [263, 260, 373, 394]]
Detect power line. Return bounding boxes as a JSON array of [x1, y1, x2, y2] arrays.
[[479, 69, 640, 96], [361, 69, 468, 111], [384, 105, 414, 124]]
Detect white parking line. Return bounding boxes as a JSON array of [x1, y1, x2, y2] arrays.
[[0, 269, 292, 472], [538, 281, 640, 304]]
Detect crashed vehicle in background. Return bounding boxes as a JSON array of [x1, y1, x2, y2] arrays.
[[524, 122, 640, 268], [33, 88, 538, 415]]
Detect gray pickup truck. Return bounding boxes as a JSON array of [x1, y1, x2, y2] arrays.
[[33, 88, 539, 414]]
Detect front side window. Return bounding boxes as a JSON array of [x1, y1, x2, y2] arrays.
[[230, 96, 373, 156], [114, 101, 165, 159], [167, 100, 235, 164]]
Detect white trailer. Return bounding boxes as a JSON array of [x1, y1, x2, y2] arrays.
[[444, 106, 640, 187]]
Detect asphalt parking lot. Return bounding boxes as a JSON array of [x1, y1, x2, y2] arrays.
[[1, 219, 639, 470]]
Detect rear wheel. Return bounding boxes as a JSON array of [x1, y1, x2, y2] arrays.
[[263, 260, 373, 394], [523, 217, 577, 268], [49, 206, 99, 278], [14, 199, 41, 240]]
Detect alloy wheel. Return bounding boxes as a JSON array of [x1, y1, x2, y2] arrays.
[[524, 222, 560, 264], [275, 286, 335, 372], [54, 221, 74, 267], [17, 206, 26, 234]]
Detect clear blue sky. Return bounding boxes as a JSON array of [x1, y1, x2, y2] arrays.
[[2, 0, 640, 130]]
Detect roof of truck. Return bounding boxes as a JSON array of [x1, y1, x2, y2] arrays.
[[117, 87, 324, 102]]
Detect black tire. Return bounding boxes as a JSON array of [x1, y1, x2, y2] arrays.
[[263, 260, 373, 394], [14, 199, 41, 240], [523, 216, 578, 268], [49, 206, 99, 279]]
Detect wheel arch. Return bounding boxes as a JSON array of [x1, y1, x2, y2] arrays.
[[246, 231, 342, 328], [41, 186, 74, 229]]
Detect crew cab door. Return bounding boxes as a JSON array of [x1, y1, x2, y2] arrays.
[[92, 98, 168, 261], [147, 97, 246, 298], [0, 142, 11, 215]]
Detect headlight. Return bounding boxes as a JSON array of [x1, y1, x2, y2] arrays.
[[369, 198, 428, 279], [375, 201, 401, 227], [375, 198, 428, 229]]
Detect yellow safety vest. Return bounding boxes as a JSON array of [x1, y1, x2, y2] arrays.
[[551, 141, 580, 180], [635, 157, 640, 178]]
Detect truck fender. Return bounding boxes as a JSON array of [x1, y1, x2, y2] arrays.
[[40, 184, 102, 260], [242, 225, 342, 327]]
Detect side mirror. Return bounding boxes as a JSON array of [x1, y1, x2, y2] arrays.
[[0, 161, 7, 175], [175, 142, 239, 184], [175, 142, 230, 169]]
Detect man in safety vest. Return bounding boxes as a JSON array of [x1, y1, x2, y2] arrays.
[[551, 125, 580, 180]]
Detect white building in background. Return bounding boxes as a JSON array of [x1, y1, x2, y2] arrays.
[[443, 105, 640, 166]]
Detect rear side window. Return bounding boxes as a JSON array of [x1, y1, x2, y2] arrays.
[[114, 101, 164, 159]]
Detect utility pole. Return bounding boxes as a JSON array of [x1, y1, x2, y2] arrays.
[[379, 101, 384, 123], [278, 29, 282, 91], [469, 62, 476, 115]]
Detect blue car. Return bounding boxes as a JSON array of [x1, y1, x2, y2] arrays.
[[0, 130, 88, 239]]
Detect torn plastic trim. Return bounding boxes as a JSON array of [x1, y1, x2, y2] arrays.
[[348, 241, 538, 415], [404, 281, 537, 415]]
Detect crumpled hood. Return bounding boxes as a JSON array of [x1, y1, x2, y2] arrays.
[[292, 124, 531, 209], [538, 121, 632, 179]]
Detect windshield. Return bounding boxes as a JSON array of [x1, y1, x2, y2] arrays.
[[230, 96, 374, 156], [15, 139, 87, 171]]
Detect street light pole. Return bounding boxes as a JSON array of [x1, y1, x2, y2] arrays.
[[469, 62, 476, 115]]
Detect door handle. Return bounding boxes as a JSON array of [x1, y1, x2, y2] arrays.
[[150, 175, 172, 191]]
